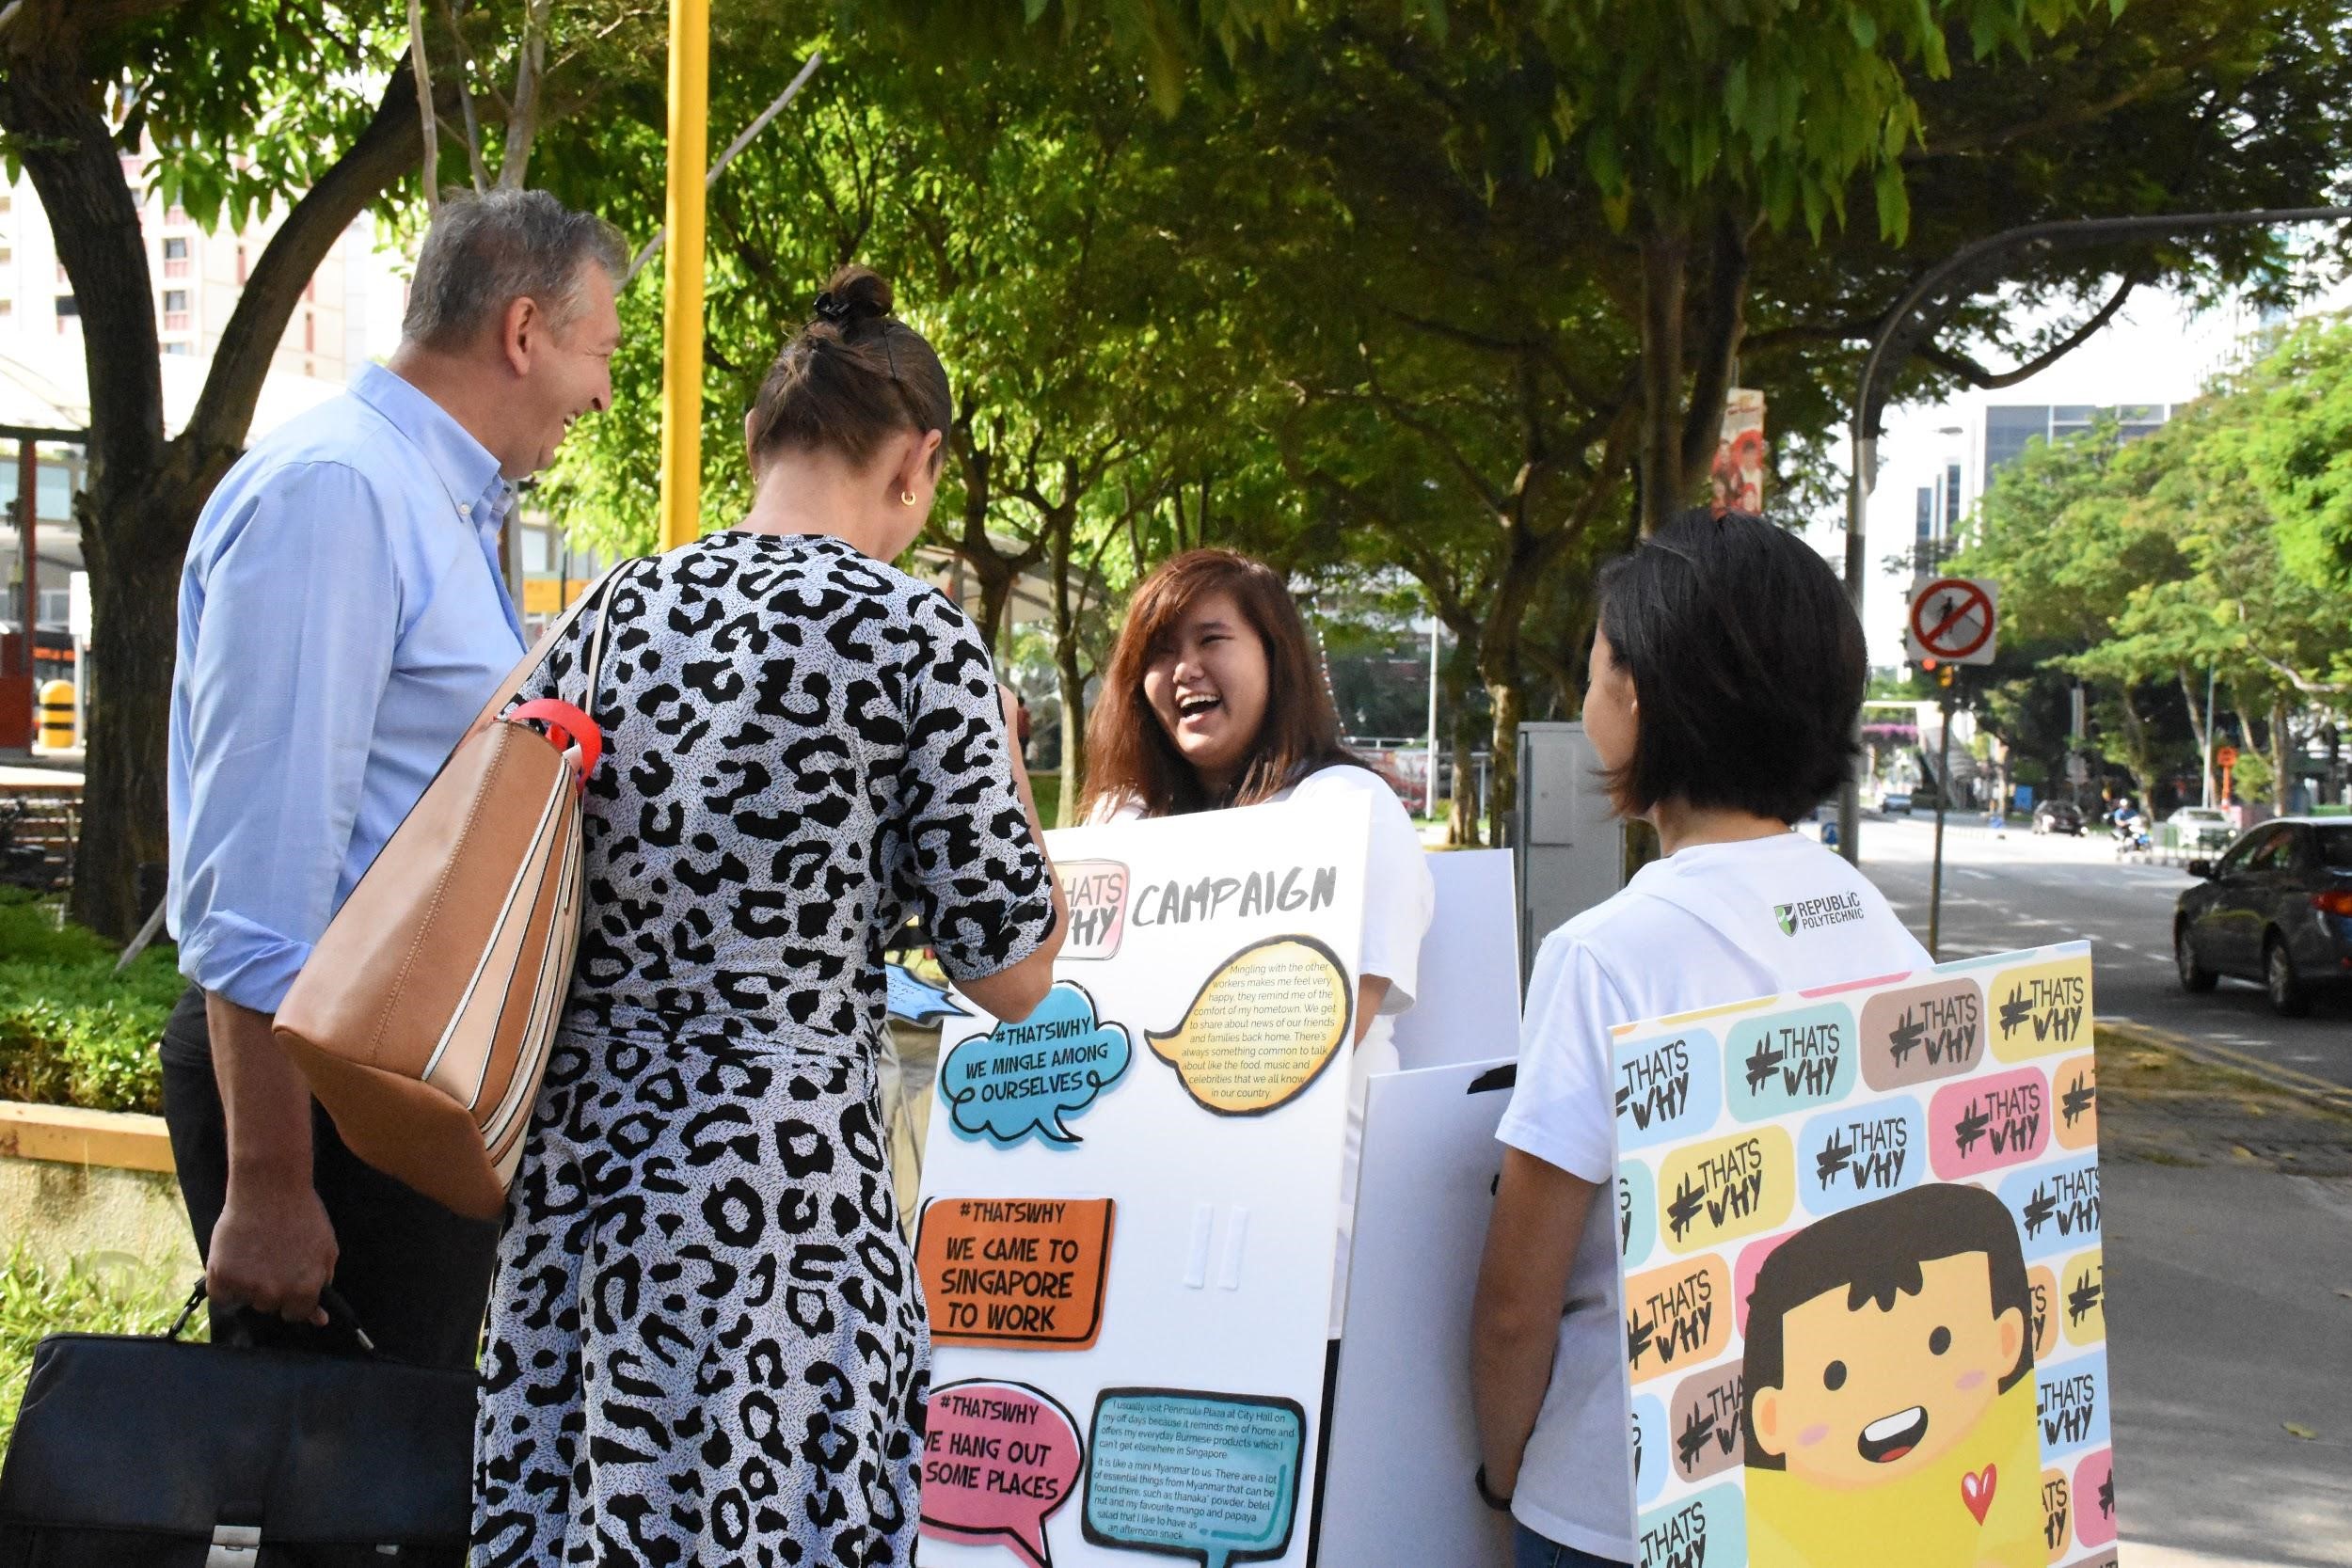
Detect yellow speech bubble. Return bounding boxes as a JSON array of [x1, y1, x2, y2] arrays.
[[1146, 935, 1352, 1116]]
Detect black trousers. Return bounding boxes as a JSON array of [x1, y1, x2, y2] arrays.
[[159, 985, 499, 1370]]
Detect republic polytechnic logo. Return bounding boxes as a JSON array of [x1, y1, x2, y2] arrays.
[[1774, 893, 1864, 936]]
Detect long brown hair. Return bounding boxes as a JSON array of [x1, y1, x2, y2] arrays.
[[1081, 549, 1357, 818]]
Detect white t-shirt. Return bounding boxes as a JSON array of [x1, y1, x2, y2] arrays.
[[1496, 831, 1930, 1560], [1093, 763, 1436, 1334]]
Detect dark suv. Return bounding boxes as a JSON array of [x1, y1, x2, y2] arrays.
[[2031, 800, 2084, 835], [2174, 818, 2352, 1016]]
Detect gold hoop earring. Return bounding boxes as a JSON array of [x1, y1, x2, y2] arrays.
[[900, 491, 917, 507]]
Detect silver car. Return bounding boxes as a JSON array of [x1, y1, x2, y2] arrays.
[[2174, 818, 2352, 1015]]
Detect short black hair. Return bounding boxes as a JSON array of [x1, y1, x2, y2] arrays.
[[1740, 1184, 2035, 1473], [1594, 508, 1864, 824]]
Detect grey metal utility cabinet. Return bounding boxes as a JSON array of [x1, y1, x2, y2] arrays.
[[1514, 722, 1626, 983]]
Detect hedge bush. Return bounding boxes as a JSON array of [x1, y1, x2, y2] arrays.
[[0, 890, 181, 1115]]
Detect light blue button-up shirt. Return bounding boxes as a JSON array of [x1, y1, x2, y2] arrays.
[[168, 362, 527, 1014]]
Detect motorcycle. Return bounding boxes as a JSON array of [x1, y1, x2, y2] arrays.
[[2110, 813, 2151, 859]]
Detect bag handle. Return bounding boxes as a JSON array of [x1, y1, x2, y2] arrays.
[[170, 1278, 380, 1355], [462, 558, 637, 740]]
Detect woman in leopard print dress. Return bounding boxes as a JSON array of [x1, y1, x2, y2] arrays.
[[474, 267, 1065, 1567]]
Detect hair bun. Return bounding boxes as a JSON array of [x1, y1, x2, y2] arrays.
[[813, 264, 893, 328]]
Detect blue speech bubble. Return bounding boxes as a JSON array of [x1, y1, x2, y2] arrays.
[[1724, 1003, 1857, 1123], [1082, 1389, 1305, 1568], [1619, 1161, 1659, 1267], [1794, 1095, 1927, 1217], [1614, 1029, 1724, 1153], [886, 962, 970, 1026], [1997, 1154, 2102, 1261], [2036, 1348, 2110, 1459], [1631, 1392, 1670, 1507], [939, 981, 1132, 1148], [1636, 1481, 1746, 1568]]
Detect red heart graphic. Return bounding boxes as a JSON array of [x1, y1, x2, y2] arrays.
[[1961, 1464, 1997, 1526]]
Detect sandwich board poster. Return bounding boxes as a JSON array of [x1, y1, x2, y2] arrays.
[[1613, 940, 2113, 1568], [914, 796, 1372, 1568]]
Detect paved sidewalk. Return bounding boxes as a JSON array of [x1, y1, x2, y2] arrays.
[[2108, 1164, 2352, 1565], [2096, 1027, 2352, 1566]]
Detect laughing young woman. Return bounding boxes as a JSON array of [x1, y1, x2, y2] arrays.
[[1078, 548, 1435, 1336]]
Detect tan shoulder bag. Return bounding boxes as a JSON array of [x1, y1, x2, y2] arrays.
[[275, 562, 636, 1220]]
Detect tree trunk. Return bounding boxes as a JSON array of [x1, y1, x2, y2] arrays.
[[1636, 227, 1688, 538], [72, 477, 207, 936], [2269, 694, 2294, 813], [1485, 675, 1524, 848], [2, 43, 426, 938], [1443, 651, 1480, 847], [1049, 512, 1087, 828], [2177, 666, 2209, 802]]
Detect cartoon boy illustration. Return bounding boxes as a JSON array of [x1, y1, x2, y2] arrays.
[[1742, 1184, 2042, 1568]]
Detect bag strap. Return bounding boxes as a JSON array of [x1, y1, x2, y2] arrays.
[[462, 559, 637, 738]]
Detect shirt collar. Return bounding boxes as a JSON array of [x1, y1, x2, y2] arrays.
[[350, 361, 509, 523]]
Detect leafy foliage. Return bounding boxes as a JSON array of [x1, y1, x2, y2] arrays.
[[0, 893, 180, 1116], [0, 1253, 196, 1450]]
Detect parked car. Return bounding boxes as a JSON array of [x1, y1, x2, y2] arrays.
[[2166, 806, 2237, 853], [1877, 789, 1912, 815], [2032, 800, 2084, 835], [2174, 818, 2352, 1016]]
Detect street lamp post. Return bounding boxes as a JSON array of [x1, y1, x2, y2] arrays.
[[1836, 205, 2352, 867]]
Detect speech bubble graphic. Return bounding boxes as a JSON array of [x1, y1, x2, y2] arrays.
[[2073, 1449, 2117, 1547], [1619, 1161, 1659, 1267], [920, 1379, 1085, 1568], [2060, 1246, 2105, 1347], [886, 961, 971, 1026], [1930, 1065, 2053, 1180], [1667, 1361, 1746, 1484], [2041, 1467, 2074, 1563], [1081, 1388, 1306, 1568], [1656, 1126, 1795, 1255], [2000, 1155, 2102, 1261], [1635, 1482, 1745, 1568], [1625, 1255, 1732, 1385], [1989, 953, 2093, 1061], [2036, 1348, 2110, 1458], [1796, 1095, 1925, 1216], [1732, 1227, 1801, 1338], [915, 1196, 1115, 1350], [1145, 935, 1351, 1117], [1858, 974, 1986, 1090], [1631, 1393, 1670, 1506], [2026, 1263, 2062, 1364], [1057, 859, 1130, 959], [939, 981, 1132, 1148], [1724, 1002, 1856, 1121], [1613, 1029, 1724, 1152], [2052, 1053, 2099, 1150]]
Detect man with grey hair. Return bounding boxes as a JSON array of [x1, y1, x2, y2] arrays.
[[163, 188, 625, 1366]]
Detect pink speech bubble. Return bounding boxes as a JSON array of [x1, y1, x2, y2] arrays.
[[920, 1379, 1085, 1568], [2073, 1449, 2117, 1547], [1929, 1066, 2053, 1180]]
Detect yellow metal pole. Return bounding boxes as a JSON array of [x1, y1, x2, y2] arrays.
[[657, 0, 709, 550]]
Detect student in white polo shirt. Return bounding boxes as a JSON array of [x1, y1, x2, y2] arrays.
[[1470, 509, 1930, 1568]]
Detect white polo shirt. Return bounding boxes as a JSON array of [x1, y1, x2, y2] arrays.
[[1496, 830, 1929, 1560]]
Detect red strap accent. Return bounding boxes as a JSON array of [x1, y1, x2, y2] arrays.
[[504, 698, 603, 786]]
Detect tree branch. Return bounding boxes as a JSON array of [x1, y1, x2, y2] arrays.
[[437, 0, 490, 192], [1915, 276, 2137, 391], [405, 0, 440, 209], [497, 0, 552, 189], [183, 58, 431, 456]]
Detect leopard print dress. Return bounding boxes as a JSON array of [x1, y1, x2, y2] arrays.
[[473, 531, 1057, 1567]]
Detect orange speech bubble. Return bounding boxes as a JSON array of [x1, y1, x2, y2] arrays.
[[1624, 1255, 1732, 1386], [917, 1197, 1116, 1351], [2052, 1053, 2099, 1150]]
